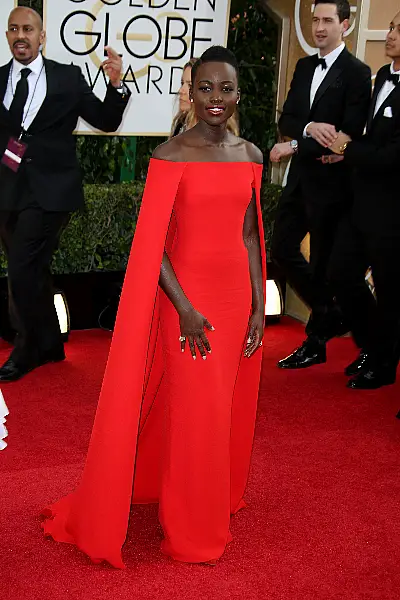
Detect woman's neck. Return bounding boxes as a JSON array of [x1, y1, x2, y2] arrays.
[[196, 120, 230, 146]]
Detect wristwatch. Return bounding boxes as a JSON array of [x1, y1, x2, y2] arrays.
[[290, 139, 299, 153]]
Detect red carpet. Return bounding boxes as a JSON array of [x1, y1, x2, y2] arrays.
[[1, 319, 399, 599]]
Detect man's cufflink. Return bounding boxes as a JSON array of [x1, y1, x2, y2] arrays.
[[115, 82, 129, 97]]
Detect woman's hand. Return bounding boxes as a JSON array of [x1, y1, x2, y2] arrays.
[[317, 154, 345, 164], [244, 310, 265, 358], [179, 307, 214, 360]]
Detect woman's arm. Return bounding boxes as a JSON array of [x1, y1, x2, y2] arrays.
[[243, 191, 265, 358], [159, 252, 214, 360], [152, 143, 213, 360]]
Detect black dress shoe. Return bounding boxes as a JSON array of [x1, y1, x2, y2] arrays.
[[0, 358, 36, 382], [277, 339, 326, 369], [345, 351, 370, 377], [347, 368, 396, 390]]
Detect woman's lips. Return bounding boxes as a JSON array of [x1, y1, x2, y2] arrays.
[[207, 107, 225, 116]]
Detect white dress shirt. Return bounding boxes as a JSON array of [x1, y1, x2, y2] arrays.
[[374, 62, 400, 116], [303, 42, 346, 138], [3, 53, 47, 130]]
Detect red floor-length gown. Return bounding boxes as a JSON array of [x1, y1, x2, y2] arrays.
[[42, 159, 266, 567]]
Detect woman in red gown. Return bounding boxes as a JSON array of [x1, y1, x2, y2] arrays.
[[42, 46, 266, 568]]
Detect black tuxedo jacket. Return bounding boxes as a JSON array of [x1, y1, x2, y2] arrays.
[[344, 64, 400, 232], [0, 57, 131, 212], [279, 48, 371, 202]]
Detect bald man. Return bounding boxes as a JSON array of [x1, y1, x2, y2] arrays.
[[0, 8, 131, 381]]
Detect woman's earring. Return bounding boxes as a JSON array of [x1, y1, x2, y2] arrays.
[[190, 98, 194, 103]]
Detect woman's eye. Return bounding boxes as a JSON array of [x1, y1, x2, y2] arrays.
[[199, 86, 211, 92], [223, 88, 234, 93]]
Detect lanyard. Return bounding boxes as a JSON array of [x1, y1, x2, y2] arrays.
[[9, 62, 45, 133]]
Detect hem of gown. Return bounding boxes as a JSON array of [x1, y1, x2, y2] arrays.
[[41, 497, 247, 569], [160, 527, 234, 564], [41, 507, 126, 569], [231, 498, 247, 514]]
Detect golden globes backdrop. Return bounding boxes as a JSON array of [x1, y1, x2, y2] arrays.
[[43, 0, 231, 136], [0, 1, 17, 63]]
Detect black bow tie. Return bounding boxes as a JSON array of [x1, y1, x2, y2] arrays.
[[387, 73, 400, 85], [316, 57, 327, 70]]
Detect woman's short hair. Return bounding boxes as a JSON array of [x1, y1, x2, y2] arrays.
[[191, 46, 239, 85]]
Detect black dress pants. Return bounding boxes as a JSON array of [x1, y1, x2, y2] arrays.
[[0, 205, 69, 366], [271, 182, 346, 340], [328, 215, 400, 369]]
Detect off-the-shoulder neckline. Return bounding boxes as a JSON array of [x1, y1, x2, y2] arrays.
[[151, 158, 263, 166]]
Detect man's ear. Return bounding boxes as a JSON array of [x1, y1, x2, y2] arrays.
[[341, 19, 350, 36]]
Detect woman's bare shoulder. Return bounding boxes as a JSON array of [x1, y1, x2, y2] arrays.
[[152, 137, 185, 162], [240, 139, 263, 165]]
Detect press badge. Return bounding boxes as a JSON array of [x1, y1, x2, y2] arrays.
[[1, 137, 28, 173]]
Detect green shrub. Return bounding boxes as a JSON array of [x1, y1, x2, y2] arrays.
[[0, 182, 281, 277], [261, 183, 282, 261], [51, 182, 143, 274]]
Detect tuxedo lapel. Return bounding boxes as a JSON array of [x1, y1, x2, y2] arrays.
[[0, 61, 12, 125], [373, 78, 400, 123], [367, 66, 389, 132], [302, 57, 318, 110], [311, 48, 349, 110], [27, 57, 57, 133], [0, 61, 12, 103]]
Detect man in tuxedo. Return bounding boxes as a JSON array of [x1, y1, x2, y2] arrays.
[[269, 0, 371, 369], [328, 11, 400, 390], [0, 7, 130, 381]]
